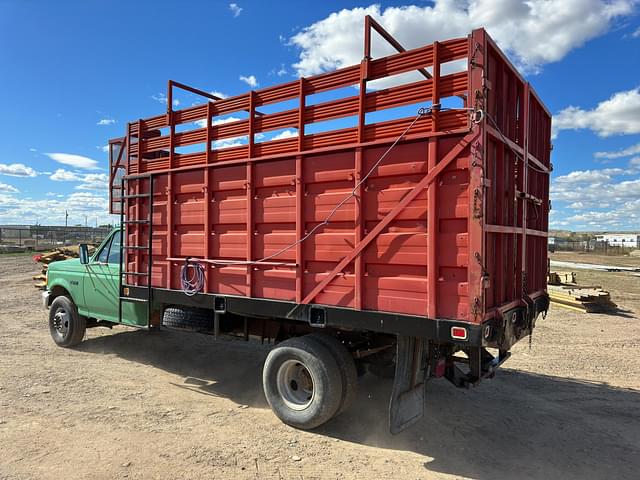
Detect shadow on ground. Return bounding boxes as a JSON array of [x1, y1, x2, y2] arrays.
[[78, 328, 640, 480]]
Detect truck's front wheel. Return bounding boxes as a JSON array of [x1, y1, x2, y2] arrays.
[[263, 335, 343, 430], [49, 296, 86, 347]]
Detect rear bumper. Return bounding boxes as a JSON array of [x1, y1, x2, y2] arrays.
[[42, 291, 50, 309], [483, 293, 549, 350]]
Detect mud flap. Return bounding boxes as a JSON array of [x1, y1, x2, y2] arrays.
[[388, 335, 428, 434]]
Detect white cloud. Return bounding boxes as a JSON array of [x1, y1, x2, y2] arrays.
[[276, 64, 287, 77], [229, 3, 242, 17], [77, 173, 109, 190], [210, 90, 228, 99], [49, 169, 109, 190], [97, 145, 110, 153], [29, 148, 37, 152], [213, 138, 247, 149], [0, 162, 37, 177], [550, 165, 640, 229], [194, 115, 242, 129], [554, 168, 628, 184], [50, 169, 82, 182], [0, 182, 19, 193], [46, 153, 100, 170], [633, 26, 640, 37], [0, 191, 114, 225], [594, 142, 640, 159], [192, 116, 248, 148], [553, 87, 640, 138], [239, 75, 258, 88], [271, 129, 298, 140], [289, 1, 635, 77], [97, 118, 116, 126], [152, 93, 180, 107]]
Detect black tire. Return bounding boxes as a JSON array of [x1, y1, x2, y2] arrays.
[[49, 296, 86, 348], [162, 306, 213, 332], [308, 333, 358, 415], [263, 335, 343, 430]]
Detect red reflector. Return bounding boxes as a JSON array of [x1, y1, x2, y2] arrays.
[[451, 326, 468, 340]]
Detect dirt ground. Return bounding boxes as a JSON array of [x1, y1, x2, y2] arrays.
[[1, 254, 639, 480]]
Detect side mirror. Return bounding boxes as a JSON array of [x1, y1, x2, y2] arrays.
[[79, 244, 89, 265]]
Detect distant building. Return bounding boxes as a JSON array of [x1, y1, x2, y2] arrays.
[[595, 233, 640, 248]]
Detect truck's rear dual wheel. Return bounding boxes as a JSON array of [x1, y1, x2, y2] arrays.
[[262, 334, 357, 430], [308, 333, 358, 415], [49, 296, 86, 347], [162, 306, 213, 332]]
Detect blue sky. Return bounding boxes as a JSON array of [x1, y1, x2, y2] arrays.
[[0, 0, 639, 231]]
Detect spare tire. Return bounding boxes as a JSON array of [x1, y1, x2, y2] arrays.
[[162, 306, 213, 332]]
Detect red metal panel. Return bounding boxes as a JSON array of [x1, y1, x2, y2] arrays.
[[119, 26, 550, 325]]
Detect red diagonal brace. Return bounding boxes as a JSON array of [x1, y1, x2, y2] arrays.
[[301, 128, 479, 306]]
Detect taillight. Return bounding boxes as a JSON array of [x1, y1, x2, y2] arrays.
[[451, 326, 468, 340]]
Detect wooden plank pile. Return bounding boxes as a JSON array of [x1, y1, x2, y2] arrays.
[[32, 246, 96, 290], [547, 271, 617, 313]]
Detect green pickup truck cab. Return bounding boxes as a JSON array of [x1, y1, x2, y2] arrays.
[[43, 228, 147, 346]]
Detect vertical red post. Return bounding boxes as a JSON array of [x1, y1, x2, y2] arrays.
[[203, 102, 212, 293], [136, 119, 143, 286], [246, 91, 255, 297], [521, 83, 531, 294], [295, 155, 303, 303], [468, 29, 487, 323], [354, 53, 369, 310], [427, 41, 440, 319], [297, 78, 305, 152], [363, 16, 372, 59], [166, 80, 173, 114], [296, 79, 305, 302], [354, 148, 364, 310], [167, 108, 175, 290]]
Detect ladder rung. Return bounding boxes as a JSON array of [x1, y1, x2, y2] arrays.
[[122, 194, 151, 199], [123, 219, 149, 224], [120, 297, 148, 303], [123, 245, 150, 250], [123, 271, 150, 276]]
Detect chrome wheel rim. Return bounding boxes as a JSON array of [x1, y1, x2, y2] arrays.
[[276, 360, 315, 410], [52, 308, 70, 338]]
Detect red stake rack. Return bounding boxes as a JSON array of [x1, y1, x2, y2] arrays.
[[109, 19, 551, 328]]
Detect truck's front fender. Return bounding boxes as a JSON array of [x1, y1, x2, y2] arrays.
[[46, 275, 88, 317]]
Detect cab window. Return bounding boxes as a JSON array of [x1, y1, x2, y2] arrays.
[[107, 231, 121, 264], [96, 236, 113, 263]]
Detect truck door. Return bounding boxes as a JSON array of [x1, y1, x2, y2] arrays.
[[84, 230, 147, 326], [84, 232, 118, 322]]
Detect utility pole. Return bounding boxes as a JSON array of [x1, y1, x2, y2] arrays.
[[65, 210, 69, 245]]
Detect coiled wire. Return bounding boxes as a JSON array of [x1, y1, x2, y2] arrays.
[[180, 257, 205, 296]]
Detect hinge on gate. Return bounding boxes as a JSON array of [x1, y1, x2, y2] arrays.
[[474, 252, 490, 289], [472, 296, 482, 318], [472, 188, 483, 219]]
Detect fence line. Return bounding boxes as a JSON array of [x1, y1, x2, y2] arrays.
[[0, 225, 113, 250]]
